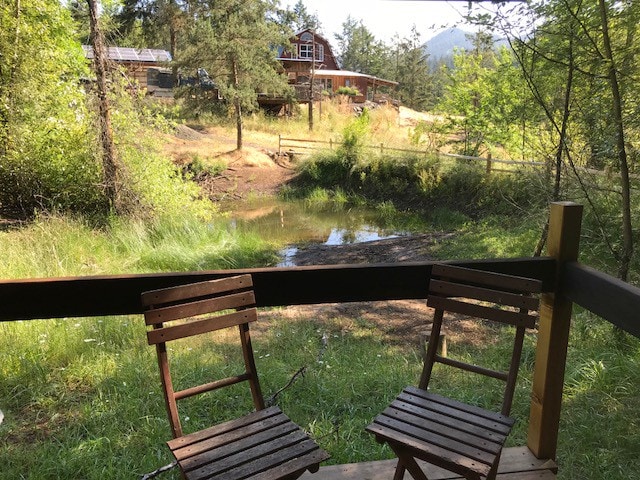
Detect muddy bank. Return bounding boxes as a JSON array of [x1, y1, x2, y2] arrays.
[[289, 232, 455, 266]]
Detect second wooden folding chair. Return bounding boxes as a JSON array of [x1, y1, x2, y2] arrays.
[[366, 264, 542, 480]]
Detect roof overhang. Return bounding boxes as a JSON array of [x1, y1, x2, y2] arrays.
[[312, 69, 398, 87]]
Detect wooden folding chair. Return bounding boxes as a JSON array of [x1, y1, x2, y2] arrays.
[[366, 264, 542, 480], [141, 274, 329, 480]]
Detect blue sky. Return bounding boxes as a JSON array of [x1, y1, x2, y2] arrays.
[[282, 0, 478, 43]]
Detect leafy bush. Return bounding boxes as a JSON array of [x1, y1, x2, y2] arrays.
[[337, 109, 370, 168], [294, 149, 549, 218], [335, 86, 361, 97]]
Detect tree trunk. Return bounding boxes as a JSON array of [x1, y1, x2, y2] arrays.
[[599, 0, 633, 281], [0, 0, 21, 158], [232, 59, 243, 150], [87, 0, 121, 214]]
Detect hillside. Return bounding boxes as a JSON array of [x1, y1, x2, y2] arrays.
[[424, 27, 508, 67]]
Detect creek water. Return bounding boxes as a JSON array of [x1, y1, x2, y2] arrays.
[[223, 197, 412, 266]]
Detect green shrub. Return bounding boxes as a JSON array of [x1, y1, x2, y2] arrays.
[[335, 86, 361, 97]]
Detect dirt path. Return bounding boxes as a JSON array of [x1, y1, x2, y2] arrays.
[[166, 124, 296, 201]]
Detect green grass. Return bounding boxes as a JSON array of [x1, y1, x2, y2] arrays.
[[0, 215, 280, 279], [3, 307, 637, 479], [1, 203, 639, 479]]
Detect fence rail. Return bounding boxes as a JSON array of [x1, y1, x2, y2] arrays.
[[278, 135, 640, 179], [278, 135, 546, 174]]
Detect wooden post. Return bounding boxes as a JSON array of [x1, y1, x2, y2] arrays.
[[527, 201, 583, 459], [278, 134, 282, 155], [486, 152, 492, 176]]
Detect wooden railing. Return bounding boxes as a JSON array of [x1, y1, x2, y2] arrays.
[[277, 135, 546, 173], [277, 136, 640, 180], [1, 203, 639, 462]]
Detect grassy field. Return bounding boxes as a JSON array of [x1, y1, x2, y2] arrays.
[[1, 212, 639, 479]]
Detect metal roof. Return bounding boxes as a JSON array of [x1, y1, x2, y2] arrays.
[[82, 45, 172, 63], [312, 69, 398, 86]]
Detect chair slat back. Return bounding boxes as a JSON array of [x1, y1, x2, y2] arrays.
[[141, 274, 265, 438], [420, 264, 542, 416]]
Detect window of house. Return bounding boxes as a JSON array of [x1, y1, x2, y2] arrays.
[[300, 32, 313, 42], [321, 79, 333, 91], [299, 44, 313, 59], [345, 79, 351, 87], [315, 44, 324, 62]]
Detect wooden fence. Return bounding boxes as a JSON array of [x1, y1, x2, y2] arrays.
[[278, 135, 545, 175], [278, 135, 640, 179]]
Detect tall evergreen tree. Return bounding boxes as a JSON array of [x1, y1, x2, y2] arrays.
[[278, 0, 320, 33], [180, 0, 291, 150], [335, 16, 390, 78], [394, 26, 431, 111]]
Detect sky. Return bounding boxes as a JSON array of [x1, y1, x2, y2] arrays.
[[281, 0, 481, 44]]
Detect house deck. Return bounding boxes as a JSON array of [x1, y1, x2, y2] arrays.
[[300, 447, 557, 480]]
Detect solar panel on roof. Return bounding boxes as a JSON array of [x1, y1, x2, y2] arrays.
[[81, 45, 172, 63]]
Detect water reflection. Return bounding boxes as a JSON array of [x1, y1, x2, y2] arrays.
[[325, 227, 398, 245], [223, 197, 410, 265]]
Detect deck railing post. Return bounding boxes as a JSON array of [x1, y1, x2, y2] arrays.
[[527, 201, 583, 460]]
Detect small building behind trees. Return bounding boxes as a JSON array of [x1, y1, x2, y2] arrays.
[[275, 29, 397, 104], [82, 45, 173, 97]]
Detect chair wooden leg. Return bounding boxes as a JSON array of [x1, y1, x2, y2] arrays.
[[485, 457, 499, 480], [393, 459, 406, 480], [389, 444, 429, 480]]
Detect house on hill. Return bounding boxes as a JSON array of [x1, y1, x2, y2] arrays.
[[82, 45, 173, 97], [275, 29, 397, 105], [83, 32, 397, 108]]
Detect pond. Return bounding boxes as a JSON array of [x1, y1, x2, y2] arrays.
[[222, 197, 420, 266]]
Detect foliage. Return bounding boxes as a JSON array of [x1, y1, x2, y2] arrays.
[[276, 0, 321, 32], [337, 108, 370, 167], [335, 16, 391, 79], [393, 26, 432, 111], [438, 36, 528, 157], [0, 213, 278, 279], [178, 0, 292, 149], [335, 86, 360, 97], [295, 149, 549, 218], [0, 0, 106, 220], [474, 0, 640, 279]]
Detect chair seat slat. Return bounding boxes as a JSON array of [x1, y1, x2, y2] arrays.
[[389, 399, 507, 443], [176, 415, 297, 466], [404, 388, 514, 426], [191, 437, 324, 480], [429, 280, 540, 311], [141, 275, 253, 306], [427, 297, 537, 329], [168, 406, 284, 451], [366, 422, 493, 478], [180, 425, 308, 473], [147, 309, 257, 344], [380, 406, 504, 455]]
